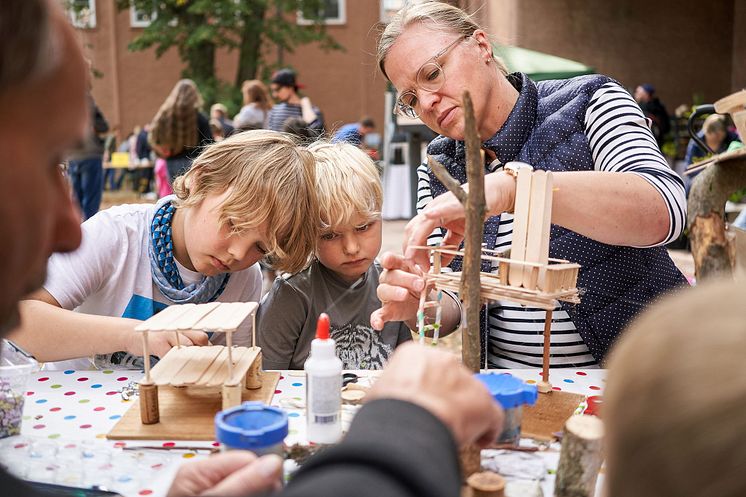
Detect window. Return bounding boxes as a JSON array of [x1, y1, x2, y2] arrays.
[[380, 0, 405, 24], [130, 5, 157, 28], [67, 0, 96, 29], [297, 0, 346, 26]]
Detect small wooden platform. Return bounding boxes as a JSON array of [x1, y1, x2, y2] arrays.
[[107, 371, 280, 441], [522, 390, 585, 441], [150, 345, 260, 388]]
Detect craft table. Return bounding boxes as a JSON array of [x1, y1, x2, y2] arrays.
[[4, 367, 605, 496]]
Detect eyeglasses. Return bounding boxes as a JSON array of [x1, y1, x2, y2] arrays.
[[394, 35, 469, 119]]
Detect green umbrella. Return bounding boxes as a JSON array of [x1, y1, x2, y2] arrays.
[[493, 45, 594, 81]]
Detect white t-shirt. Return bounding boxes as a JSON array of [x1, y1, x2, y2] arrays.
[[43, 203, 262, 369]]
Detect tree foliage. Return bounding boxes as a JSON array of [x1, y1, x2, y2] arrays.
[[115, 0, 342, 111]]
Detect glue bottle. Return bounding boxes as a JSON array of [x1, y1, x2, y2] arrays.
[[304, 313, 343, 444]]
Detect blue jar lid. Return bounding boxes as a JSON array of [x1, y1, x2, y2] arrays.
[[215, 401, 289, 449], [475, 373, 538, 409]]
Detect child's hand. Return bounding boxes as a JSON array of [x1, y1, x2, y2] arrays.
[[126, 329, 210, 358], [371, 252, 425, 330]]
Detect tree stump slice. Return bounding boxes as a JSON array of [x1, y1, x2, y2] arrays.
[[555, 415, 604, 497]]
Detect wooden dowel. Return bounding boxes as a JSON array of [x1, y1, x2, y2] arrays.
[[540, 309, 553, 392], [142, 332, 152, 384]]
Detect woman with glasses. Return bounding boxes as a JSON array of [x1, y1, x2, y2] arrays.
[[371, 2, 688, 369]]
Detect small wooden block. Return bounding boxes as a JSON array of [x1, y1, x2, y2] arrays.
[[341, 389, 366, 404], [245, 350, 262, 389], [222, 383, 242, 410], [466, 471, 505, 497], [139, 383, 159, 425], [537, 380, 552, 393]]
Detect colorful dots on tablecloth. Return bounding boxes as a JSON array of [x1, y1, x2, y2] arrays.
[[50, 384, 62, 389], [93, 407, 105, 412], [47, 434, 61, 439], [576, 371, 587, 376], [274, 390, 282, 394], [117, 475, 133, 483], [64, 370, 75, 375], [35, 399, 47, 404], [116, 377, 128, 382], [552, 386, 562, 391], [291, 383, 302, 387], [49, 407, 61, 412], [14, 443, 28, 449], [32, 424, 45, 429], [525, 379, 536, 384], [26, 391, 34, 396], [102, 370, 114, 374], [64, 415, 76, 420], [279, 375, 285, 380], [78, 399, 90, 404], [64, 391, 75, 396], [589, 385, 601, 390], [77, 377, 89, 382], [293, 397, 302, 401], [162, 442, 176, 448], [106, 391, 118, 396], [563, 379, 575, 383], [109, 415, 121, 420], [91, 384, 102, 389], [79, 424, 92, 429], [288, 412, 300, 418], [139, 490, 154, 495], [182, 453, 195, 459], [212, 442, 220, 447], [37, 377, 49, 382], [113, 442, 126, 448]]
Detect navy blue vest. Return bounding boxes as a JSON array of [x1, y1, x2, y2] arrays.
[[427, 73, 687, 363]]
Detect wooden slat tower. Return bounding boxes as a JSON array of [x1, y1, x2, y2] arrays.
[[418, 93, 581, 394], [135, 302, 263, 424]]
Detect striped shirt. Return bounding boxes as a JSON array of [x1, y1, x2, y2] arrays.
[[417, 82, 686, 369], [267, 102, 324, 134]]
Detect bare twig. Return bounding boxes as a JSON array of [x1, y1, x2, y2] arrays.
[[427, 155, 468, 204]]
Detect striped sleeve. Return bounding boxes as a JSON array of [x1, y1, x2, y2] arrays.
[[584, 82, 686, 247], [416, 161, 448, 248]]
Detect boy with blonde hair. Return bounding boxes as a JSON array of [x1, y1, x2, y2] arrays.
[[257, 141, 411, 370], [10, 130, 317, 369]]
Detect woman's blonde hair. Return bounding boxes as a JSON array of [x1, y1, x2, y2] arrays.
[[307, 141, 382, 234], [377, 1, 508, 80], [150, 79, 203, 155], [604, 279, 746, 497], [241, 79, 271, 112], [702, 114, 727, 136], [173, 130, 318, 274]]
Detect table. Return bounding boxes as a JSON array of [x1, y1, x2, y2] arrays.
[[6, 367, 605, 496]]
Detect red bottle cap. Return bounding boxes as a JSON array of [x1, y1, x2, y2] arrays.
[[316, 313, 330, 340]]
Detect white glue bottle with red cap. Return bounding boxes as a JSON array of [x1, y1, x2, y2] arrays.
[[304, 313, 343, 444]]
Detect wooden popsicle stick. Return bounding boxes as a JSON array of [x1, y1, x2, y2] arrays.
[[523, 170, 550, 289], [135, 304, 194, 332], [171, 346, 224, 386], [169, 302, 221, 331], [195, 302, 258, 332], [509, 167, 533, 287]]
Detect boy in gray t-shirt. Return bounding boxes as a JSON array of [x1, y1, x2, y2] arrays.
[[257, 142, 411, 370]]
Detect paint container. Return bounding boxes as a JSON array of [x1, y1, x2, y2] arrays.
[[0, 340, 39, 438], [475, 373, 537, 446], [584, 395, 603, 417], [214, 402, 288, 456]]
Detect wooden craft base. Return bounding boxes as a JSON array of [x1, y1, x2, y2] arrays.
[[107, 371, 280, 441], [521, 390, 585, 441]]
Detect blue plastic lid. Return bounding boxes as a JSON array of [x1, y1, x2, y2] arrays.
[[475, 373, 538, 409], [215, 402, 289, 449]]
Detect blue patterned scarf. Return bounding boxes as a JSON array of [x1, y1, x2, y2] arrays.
[[149, 195, 230, 304]]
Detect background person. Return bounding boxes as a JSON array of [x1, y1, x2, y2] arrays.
[[634, 83, 670, 148], [234, 79, 271, 131], [267, 68, 324, 136]]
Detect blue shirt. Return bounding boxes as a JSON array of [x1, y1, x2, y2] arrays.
[[333, 123, 363, 146]]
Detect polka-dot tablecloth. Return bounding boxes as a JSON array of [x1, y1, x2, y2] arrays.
[[6, 368, 605, 495]]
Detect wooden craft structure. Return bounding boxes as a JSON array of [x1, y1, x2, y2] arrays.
[[416, 167, 580, 393], [135, 302, 263, 425]]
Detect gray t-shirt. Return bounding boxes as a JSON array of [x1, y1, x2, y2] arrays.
[[257, 260, 411, 370]]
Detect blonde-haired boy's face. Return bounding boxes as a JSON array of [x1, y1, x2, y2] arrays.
[[179, 189, 269, 276], [317, 216, 382, 284]]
